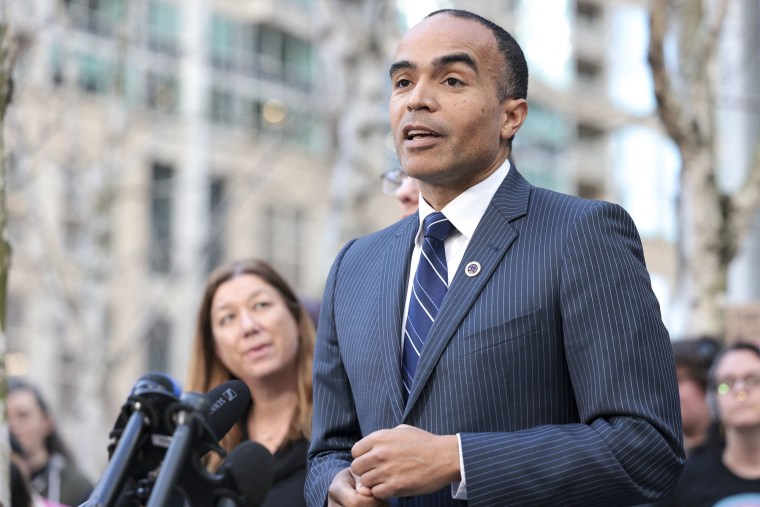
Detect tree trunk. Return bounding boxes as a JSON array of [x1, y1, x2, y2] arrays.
[[675, 148, 726, 335], [0, 17, 14, 507], [314, 0, 400, 270], [648, 0, 760, 337]]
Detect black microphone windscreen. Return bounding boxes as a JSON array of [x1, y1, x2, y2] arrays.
[[205, 380, 251, 441], [218, 441, 274, 507], [132, 372, 182, 397]]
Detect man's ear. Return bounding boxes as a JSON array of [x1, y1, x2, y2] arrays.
[[501, 98, 528, 141]]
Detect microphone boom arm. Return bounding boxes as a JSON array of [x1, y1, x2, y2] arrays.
[[146, 392, 212, 507], [81, 409, 146, 507]]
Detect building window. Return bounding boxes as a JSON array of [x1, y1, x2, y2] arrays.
[[207, 176, 226, 273], [146, 315, 171, 373], [208, 16, 313, 89], [78, 53, 112, 94], [147, 0, 181, 55], [63, 166, 83, 252], [264, 205, 303, 288], [209, 14, 239, 71], [256, 24, 312, 88], [150, 162, 174, 274], [50, 45, 65, 86], [576, 1, 602, 26], [577, 121, 605, 144], [519, 103, 570, 152], [146, 71, 178, 112], [256, 24, 284, 79], [283, 32, 312, 89], [64, 0, 127, 37], [207, 16, 316, 143], [285, 109, 316, 148], [575, 57, 602, 85], [209, 88, 235, 125], [241, 98, 264, 132]]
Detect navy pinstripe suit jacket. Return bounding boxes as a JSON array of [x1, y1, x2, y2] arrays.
[[306, 168, 685, 506]]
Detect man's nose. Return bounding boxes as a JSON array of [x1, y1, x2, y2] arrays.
[[406, 79, 437, 112]]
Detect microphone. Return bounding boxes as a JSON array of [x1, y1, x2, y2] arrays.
[[147, 380, 251, 507], [82, 373, 182, 507], [204, 380, 251, 442], [215, 441, 275, 507]]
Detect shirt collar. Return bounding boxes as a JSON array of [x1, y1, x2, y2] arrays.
[[416, 159, 511, 242]]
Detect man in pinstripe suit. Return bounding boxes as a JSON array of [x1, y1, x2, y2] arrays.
[[306, 9, 685, 507]]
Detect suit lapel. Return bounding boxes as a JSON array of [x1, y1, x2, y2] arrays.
[[403, 168, 532, 416], [378, 214, 419, 424]]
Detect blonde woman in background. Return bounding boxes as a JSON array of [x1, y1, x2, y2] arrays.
[[186, 259, 315, 507]]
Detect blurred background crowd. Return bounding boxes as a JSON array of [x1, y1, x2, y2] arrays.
[[0, 0, 759, 505]]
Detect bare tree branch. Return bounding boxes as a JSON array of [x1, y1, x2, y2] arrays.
[[648, 0, 688, 149], [0, 18, 17, 507], [693, 0, 730, 83], [682, 0, 729, 147], [0, 22, 16, 327]]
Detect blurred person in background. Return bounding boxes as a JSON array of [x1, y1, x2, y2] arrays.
[[381, 168, 419, 218], [11, 433, 66, 507], [8, 379, 93, 507], [11, 458, 34, 507], [186, 258, 315, 507], [11, 432, 35, 507], [673, 336, 721, 454], [635, 337, 722, 507], [656, 342, 760, 507]]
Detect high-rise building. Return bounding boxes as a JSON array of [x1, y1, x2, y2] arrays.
[[5, 0, 397, 474]]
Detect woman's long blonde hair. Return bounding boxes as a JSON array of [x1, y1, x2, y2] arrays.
[[185, 259, 315, 470]]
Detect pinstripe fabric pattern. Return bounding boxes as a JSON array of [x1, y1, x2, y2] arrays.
[[306, 168, 685, 507]]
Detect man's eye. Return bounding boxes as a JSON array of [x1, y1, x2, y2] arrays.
[[395, 79, 411, 88], [445, 77, 462, 86]]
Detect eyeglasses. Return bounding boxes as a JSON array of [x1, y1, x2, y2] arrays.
[[381, 168, 407, 195], [714, 373, 760, 396]]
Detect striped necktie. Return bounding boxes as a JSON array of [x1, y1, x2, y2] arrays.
[[402, 211, 456, 396]]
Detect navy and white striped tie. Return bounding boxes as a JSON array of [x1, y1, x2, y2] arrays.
[[402, 211, 456, 396]]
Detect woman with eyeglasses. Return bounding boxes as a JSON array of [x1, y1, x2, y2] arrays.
[[654, 342, 760, 507]]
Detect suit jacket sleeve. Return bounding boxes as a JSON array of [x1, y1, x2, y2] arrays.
[[460, 201, 684, 505], [305, 240, 361, 506]]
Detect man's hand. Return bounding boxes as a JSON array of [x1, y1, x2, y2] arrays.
[[327, 468, 389, 507], [350, 424, 461, 500]]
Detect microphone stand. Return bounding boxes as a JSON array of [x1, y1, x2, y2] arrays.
[[146, 392, 224, 507], [81, 375, 179, 507], [82, 407, 146, 507]]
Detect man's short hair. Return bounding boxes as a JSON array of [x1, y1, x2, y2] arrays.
[[673, 336, 721, 392], [426, 9, 529, 102]]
